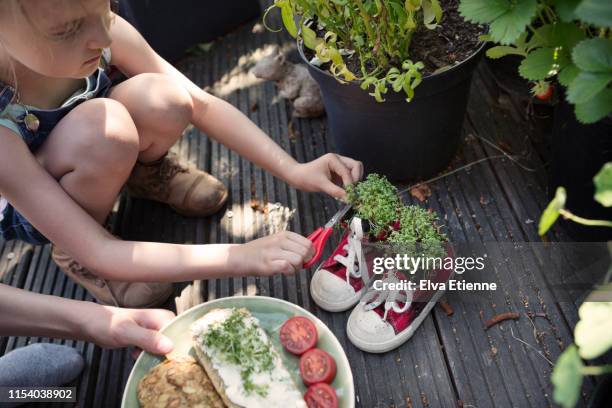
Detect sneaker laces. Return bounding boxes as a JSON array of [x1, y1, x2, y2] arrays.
[[332, 217, 369, 286], [362, 270, 413, 321]]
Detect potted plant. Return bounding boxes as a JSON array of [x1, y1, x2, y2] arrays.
[[539, 163, 612, 406], [459, 0, 612, 240], [265, 0, 486, 181]]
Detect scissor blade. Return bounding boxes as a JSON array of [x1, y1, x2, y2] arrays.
[[324, 204, 352, 228]]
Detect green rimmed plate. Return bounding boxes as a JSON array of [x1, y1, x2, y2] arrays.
[[122, 296, 355, 408]]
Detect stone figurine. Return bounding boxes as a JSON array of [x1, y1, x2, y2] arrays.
[[252, 46, 324, 118]]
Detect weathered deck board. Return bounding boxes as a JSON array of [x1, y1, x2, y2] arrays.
[[1, 1, 609, 407]]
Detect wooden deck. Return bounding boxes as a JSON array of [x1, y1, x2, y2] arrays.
[[2, 2, 610, 407]]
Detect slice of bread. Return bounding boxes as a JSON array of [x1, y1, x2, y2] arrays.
[[193, 341, 243, 408], [191, 308, 306, 408]]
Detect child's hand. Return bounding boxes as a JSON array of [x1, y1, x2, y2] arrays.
[[233, 231, 315, 276], [288, 153, 363, 199], [85, 306, 175, 356]]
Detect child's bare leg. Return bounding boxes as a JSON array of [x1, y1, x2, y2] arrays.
[[107, 73, 228, 216], [35, 98, 139, 224], [107, 73, 193, 163]]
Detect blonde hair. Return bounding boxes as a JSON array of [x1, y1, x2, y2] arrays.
[[0, 0, 116, 102]]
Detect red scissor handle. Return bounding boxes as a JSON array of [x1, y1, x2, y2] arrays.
[[303, 226, 334, 268]]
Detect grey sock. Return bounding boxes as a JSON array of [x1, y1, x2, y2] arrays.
[[0, 343, 84, 408]]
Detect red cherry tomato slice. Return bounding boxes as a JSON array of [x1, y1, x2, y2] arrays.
[[279, 316, 318, 355], [299, 348, 337, 386], [304, 383, 338, 408]]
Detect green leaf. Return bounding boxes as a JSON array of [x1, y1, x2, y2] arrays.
[[528, 24, 555, 49], [558, 63, 580, 87], [539, 187, 566, 236], [575, 302, 612, 359], [389, 2, 407, 21], [280, 3, 298, 38], [301, 24, 319, 50], [486, 45, 526, 59], [458, 0, 510, 23], [552, 0, 581, 22], [552, 345, 584, 408], [519, 48, 558, 80], [488, 0, 538, 45], [575, 0, 612, 28], [566, 71, 612, 104], [573, 88, 612, 124], [572, 38, 612, 73], [431, 0, 443, 22], [422, 0, 443, 29], [593, 162, 612, 207], [552, 23, 587, 52]]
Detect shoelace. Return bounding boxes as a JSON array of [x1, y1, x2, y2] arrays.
[[140, 153, 188, 196], [332, 217, 370, 286], [362, 270, 413, 321]]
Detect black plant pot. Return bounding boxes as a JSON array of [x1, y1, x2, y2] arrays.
[[549, 96, 612, 241], [117, 1, 261, 61], [587, 375, 612, 408], [299, 42, 485, 181]]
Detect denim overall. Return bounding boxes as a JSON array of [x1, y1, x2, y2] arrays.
[[0, 53, 113, 245]]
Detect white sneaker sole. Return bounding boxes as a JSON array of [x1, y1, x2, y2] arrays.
[[346, 288, 445, 353], [310, 278, 363, 312]]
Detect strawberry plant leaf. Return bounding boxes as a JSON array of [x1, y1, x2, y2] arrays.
[[571, 38, 612, 73], [574, 88, 612, 124], [551, 0, 580, 22], [558, 63, 580, 87], [593, 162, 612, 207], [519, 47, 560, 80], [575, 301, 612, 359], [486, 45, 527, 59], [458, 0, 511, 23], [529, 22, 586, 54], [574, 0, 612, 28], [552, 345, 584, 408], [488, 0, 538, 45], [549, 22, 587, 51], [566, 71, 612, 104], [538, 187, 566, 236]]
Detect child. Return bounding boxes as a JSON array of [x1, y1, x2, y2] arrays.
[[0, 0, 362, 352]]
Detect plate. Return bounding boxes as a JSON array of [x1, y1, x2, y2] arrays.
[[122, 296, 355, 408]]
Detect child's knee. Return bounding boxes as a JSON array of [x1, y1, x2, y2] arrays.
[[133, 73, 193, 132], [73, 99, 140, 171]]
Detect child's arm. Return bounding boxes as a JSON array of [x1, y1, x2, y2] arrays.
[[0, 129, 312, 282], [0, 283, 175, 355], [108, 16, 363, 198]]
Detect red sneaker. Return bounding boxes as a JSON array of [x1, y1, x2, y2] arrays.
[[310, 217, 374, 312], [347, 249, 453, 353]]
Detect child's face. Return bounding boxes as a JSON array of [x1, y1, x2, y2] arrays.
[[0, 0, 113, 79]]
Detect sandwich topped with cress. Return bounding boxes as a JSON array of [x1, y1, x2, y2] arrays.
[[191, 308, 307, 408]]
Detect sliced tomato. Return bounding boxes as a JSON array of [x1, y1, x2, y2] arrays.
[[304, 383, 338, 408], [299, 348, 337, 386], [279, 316, 318, 355]]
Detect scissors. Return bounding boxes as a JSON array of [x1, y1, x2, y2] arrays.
[[303, 204, 352, 268]]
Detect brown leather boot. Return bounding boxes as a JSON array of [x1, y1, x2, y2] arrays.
[[52, 246, 174, 308], [127, 152, 228, 217]]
